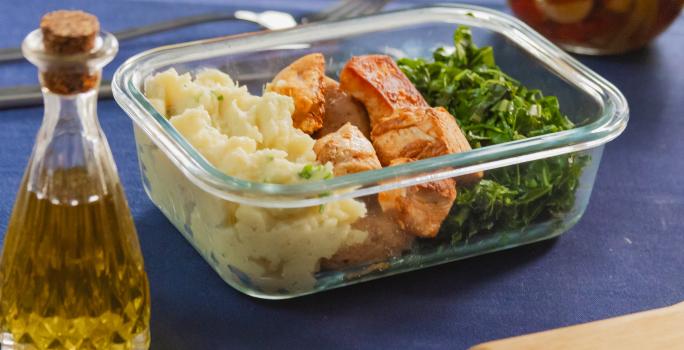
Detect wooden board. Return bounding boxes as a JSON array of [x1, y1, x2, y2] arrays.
[[470, 302, 684, 350]]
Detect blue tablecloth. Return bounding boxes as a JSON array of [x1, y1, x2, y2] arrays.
[[1, 1, 683, 349]]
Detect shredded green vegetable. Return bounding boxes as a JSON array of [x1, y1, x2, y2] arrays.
[[397, 27, 589, 242]]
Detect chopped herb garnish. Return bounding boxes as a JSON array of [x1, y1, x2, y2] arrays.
[[398, 26, 589, 241], [212, 90, 224, 101], [298, 164, 315, 179], [298, 164, 333, 181], [317, 192, 332, 214]]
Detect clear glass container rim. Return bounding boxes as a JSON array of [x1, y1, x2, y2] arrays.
[[112, 4, 629, 208]]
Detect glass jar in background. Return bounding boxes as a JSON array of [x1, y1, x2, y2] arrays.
[[509, 0, 684, 54]]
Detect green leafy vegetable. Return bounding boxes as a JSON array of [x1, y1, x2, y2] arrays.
[[397, 26, 589, 242]]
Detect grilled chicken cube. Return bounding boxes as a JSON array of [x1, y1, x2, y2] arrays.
[[377, 158, 457, 238], [339, 55, 428, 126], [372, 106, 483, 185], [313, 123, 381, 176], [267, 53, 325, 134], [314, 124, 410, 268], [322, 199, 414, 269], [315, 77, 371, 139]]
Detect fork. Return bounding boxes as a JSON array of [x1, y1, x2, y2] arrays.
[[0, 0, 389, 64]]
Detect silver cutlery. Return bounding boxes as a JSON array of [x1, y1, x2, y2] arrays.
[[0, 0, 390, 109]]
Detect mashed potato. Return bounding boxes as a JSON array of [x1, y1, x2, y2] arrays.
[[144, 69, 367, 291]]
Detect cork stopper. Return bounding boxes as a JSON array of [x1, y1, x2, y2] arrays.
[[39, 10, 101, 94], [40, 10, 99, 55]]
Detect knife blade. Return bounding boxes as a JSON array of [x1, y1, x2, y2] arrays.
[[0, 82, 113, 109]]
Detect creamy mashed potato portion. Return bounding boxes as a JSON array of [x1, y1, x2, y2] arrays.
[[144, 69, 367, 290]]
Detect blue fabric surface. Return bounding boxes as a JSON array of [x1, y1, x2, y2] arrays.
[[1, 1, 683, 349]]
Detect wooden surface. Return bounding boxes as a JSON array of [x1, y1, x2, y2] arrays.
[[471, 302, 684, 350]]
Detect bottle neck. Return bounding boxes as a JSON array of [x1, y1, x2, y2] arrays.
[[41, 86, 101, 140], [20, 29, 120, 202], [26, 81, 116, 201]]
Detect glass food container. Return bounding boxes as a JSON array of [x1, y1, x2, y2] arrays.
[[112, 5, 628, 299], [509, 0, 684, 55]]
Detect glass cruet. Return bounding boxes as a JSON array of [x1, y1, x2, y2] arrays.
[[0, 11, 150, 350]]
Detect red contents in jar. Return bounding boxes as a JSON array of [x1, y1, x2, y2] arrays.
[[509, 0, 684, 54]]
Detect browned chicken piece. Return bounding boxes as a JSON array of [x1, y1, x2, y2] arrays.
[[339, 55, 428, 126], [267, 53, 325, 134], [313, 123, 381, 176], [314, 77, 371, 139], [377, 158, 457, 238], [372, 106, 483, 185], [334, 55, 481, 240], [322, 199, 414, 269], [314, 124, 410, 269]]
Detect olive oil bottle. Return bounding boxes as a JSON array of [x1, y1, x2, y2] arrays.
[[0, 11, 150, 350]]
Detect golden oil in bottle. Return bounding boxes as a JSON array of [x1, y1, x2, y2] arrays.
[[0, 10, 150, 350], [0, 170, 150, 349]]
